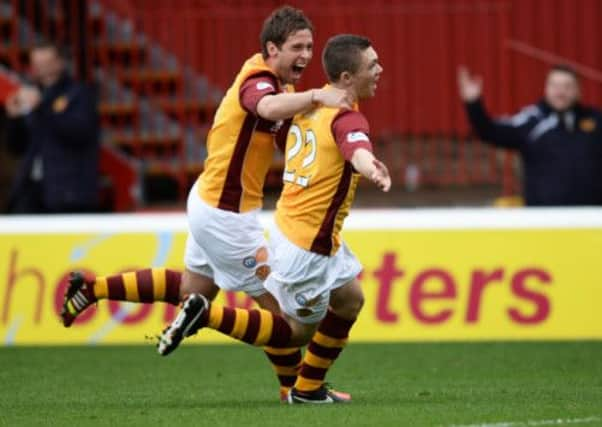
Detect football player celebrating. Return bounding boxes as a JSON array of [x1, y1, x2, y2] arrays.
[[159, 34, 390, 404], [61, 6, 353, 402]]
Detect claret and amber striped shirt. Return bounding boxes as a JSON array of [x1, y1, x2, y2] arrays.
[[275, 97, 373, 256], [196, 53, 292, 213]]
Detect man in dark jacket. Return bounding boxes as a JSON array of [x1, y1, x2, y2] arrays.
[[4, 42, 99, 213], [458, 64, 602, 206]]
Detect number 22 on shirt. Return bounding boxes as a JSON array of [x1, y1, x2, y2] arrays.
[[283, 124, 317, 188]]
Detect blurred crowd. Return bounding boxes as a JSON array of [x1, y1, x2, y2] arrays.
[[1, 43, 601, 213], [1, 43, 99, 214]]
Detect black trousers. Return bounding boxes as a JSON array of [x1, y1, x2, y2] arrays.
[[6, 178, 97, 214], [6, 178, 45, 214]]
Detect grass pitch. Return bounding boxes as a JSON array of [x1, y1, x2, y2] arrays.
[[0, 342, 600, 427]]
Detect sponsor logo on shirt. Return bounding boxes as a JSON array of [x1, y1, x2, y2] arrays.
[[256, 81, 275, 91], [347, 131, 369, 143]]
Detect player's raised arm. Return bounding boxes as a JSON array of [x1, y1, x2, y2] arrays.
[[332, 109, 391, 192], [256, 86, 353, 121], [350, 149, 391, 192]]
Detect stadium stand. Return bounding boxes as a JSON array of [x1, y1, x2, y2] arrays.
[[1, 0, 601, 209]]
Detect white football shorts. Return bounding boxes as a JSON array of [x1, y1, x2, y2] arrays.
[[184, 182, 270, 297], [263, 222, 363, 324]]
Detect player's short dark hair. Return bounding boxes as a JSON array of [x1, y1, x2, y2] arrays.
[[549, 64, 579, 81], [322, 34, 372, 82], [260, 6, 313, 59], [30, 41, 68, 59]]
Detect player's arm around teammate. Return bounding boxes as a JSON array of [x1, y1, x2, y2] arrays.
[[178, 14, 351, 302], [158, 34, 390, 404], [244, 10, 352, 124], [61, 7, 352, 403]]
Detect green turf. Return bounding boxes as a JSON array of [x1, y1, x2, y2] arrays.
[[0, 342, 601, 427]]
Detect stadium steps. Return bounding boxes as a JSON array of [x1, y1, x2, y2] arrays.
[[0, 0, 226, 206]]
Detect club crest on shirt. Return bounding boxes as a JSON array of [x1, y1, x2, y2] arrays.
[[52, 95, 69, 113], [579, 118, 596, 133]]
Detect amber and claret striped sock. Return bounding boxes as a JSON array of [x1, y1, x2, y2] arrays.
[[294, 310, 355, 393], [93, 268, 182, 305], [264, 347, 303, 390], [201, 303, 293, 347]]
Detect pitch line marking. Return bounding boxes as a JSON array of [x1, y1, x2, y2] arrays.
[[448, 416, 600, 427]]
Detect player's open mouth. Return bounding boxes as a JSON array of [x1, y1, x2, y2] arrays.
[[292, 64, 306, 74]]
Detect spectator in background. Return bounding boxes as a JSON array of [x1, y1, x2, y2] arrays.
[[3, 42, 99, 214], [458, 65, 602, 206]]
